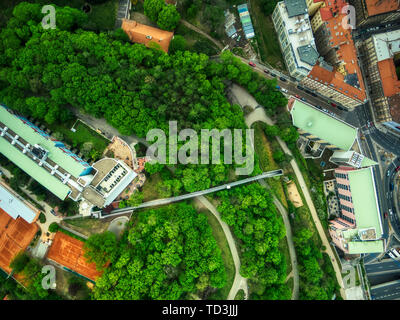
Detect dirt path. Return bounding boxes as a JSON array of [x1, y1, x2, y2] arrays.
[[180, 19, 224, 50], [194, 195, 249, 300]]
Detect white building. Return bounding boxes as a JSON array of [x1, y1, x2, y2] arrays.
[[272, 0, 319, 80]]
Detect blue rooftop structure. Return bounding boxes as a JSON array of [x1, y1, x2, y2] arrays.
[[237, 3, 255, 39]]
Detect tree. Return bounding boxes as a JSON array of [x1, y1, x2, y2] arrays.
[[127, 191, 144, 207], [144, 0, 165, 22], [39, 213, 46, 224], [264, 125, 279, 137], [157, 4, 181, 31], [273, 150, 285, 163], [83, 231, 118, 270], [169, 35, 187, 54], [81, 142, 94, 158], [48, 222, 59, 233], [10, 252, 30, 273]]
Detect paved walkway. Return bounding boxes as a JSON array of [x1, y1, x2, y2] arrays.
[[258, 179, 299, 300], [241, 87, 346, 299], [194, 196, 248, 300], [103, 170, 283, 218]]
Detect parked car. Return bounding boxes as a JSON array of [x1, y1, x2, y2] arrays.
[[300, 97, 306, 102], [248, 61, 256, 67], [395, 166, 400, 172], [263, 69, 269, 74], [322, 108, 329, 113], [297, 85, 304, 91], [280, 88, 288, 93], [295, 94, 301, 98], [330, 102, 337, 107], [384, 212, 388, 219], [315, 105, 322, 110], [270, 73, 277, 77], [390, 182, 394, 191], [279, 76, 287, 82]]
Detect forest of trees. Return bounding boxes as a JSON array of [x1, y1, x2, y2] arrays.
[[215, 183, 291, 300], [89, 203, 227, 299], [0, 2, 287, 194]]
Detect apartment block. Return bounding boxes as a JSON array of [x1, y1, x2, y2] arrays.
[[359, 29, 400, 132], [329, 166, 384, 255], [272, 0, 319, 80], [349, 0, 400, 28], [301, 0, 367, 110]]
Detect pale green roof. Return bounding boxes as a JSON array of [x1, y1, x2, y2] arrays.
[[361, 156, 378, 167], [290, 99, 358, 150], [347, 167, 382, 236], [0, 105, 87, 177], [348, 240, 384, 254], [0, 138, 70, 200]]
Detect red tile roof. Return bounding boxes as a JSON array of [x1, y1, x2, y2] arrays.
[[365, 0, 399, 16], [121, 19, 174, 53], [377, 59, 400, 97], [310, 0, 366, 102]]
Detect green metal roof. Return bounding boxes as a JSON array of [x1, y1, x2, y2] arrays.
[[290, 99, 358, 150], [348, 240, 384, 254], [347, 167, 382, 237], [0, 106, 87, 178], [0, 137, 70, 200], [361, 156, 378, 167]]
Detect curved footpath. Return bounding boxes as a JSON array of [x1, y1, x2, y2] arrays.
[[244, 105, 346, 299], [258, 179, 299, 300], [194, 196, 249, 300]]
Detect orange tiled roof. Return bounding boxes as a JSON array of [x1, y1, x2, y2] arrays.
[[309, 63, 366, 101], [310, 0, 366, 101], [365, 0, 399, 17], [378, 59, 400, 97], [121, 19, 174, 53]]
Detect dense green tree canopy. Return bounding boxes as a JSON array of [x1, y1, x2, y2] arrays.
[[93, 203, 226, 299]]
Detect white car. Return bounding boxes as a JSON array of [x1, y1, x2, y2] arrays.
[[280, 88, 288, 93]]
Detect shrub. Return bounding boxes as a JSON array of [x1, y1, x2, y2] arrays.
[[38, 213, 46, 224], [48, 222, 59, 233]]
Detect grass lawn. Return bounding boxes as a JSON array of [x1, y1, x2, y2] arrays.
[[175, 22, 219, 56], [234, 289, 245, 300], [279, 235, 292, 275], [62, 217, 110, 238], [253, 121, 288, 208], [286, 276, 294, 295], [198, 207, 235, 300], [141, 172, 162, 201], [249, 0, 286, 70], [46, 119, 109, 155]]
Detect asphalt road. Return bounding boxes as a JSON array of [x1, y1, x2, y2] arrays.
[[371, 280, 400, 300], [365, 260, 400, 274], [367, 271, 400, 287]]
